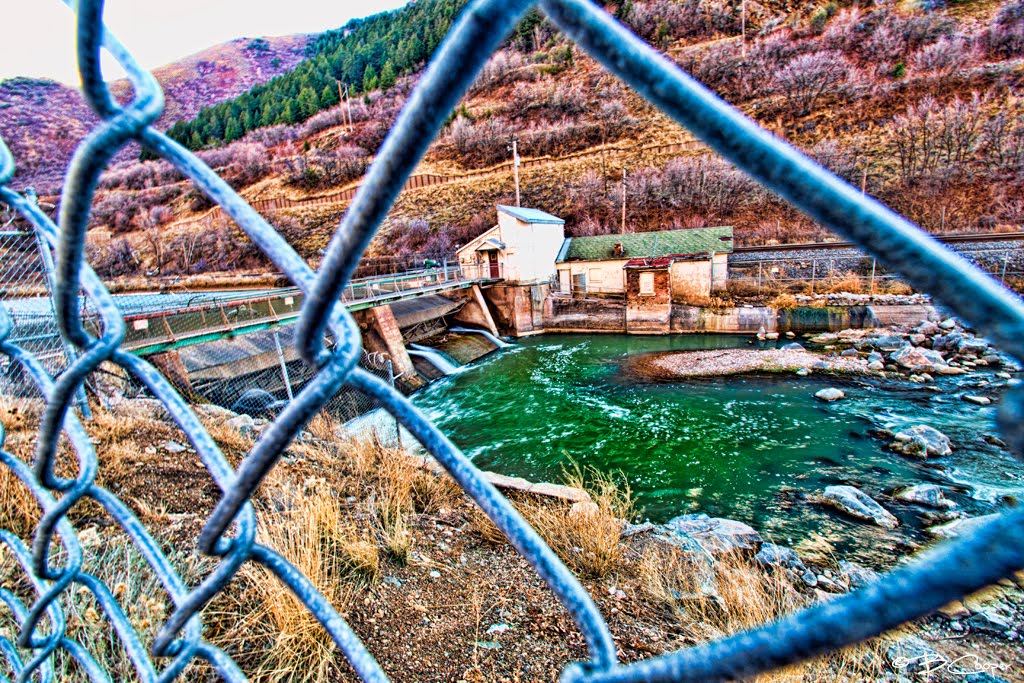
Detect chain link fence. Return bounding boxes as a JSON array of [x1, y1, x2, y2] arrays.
[[1, 1, 1024, 682], [0, 203, 86, 402], [729, 244, 1024, 297]]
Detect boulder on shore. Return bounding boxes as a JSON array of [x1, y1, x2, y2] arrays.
[[839, 560, 879, 589], [657, 514, 763, 556], [821, 485, 900, 529], [890, 344, 945, 369], [755, 543, 807, 573], [889, 425, 952, 459]]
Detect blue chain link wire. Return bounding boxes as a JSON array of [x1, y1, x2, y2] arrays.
[[0, 0, 1021, 681]]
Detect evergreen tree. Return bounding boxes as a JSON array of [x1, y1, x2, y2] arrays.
[[379, 60, 396, 90], [225, 118, 242, 142], [362, 64, 378, 92], [320, 83, 340, 108], [297, 86, 319, 119]]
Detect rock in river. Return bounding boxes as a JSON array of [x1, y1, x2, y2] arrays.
[[889, 425, 952, 459], [821, 485, 900, 528], [927, 514, 1001, 539], [814, 388, 845, 402], [657, 514, 763, 555], [894, 484, 955, 509]]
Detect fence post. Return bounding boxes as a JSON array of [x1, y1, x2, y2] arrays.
[[870, 257, 877, 297], [274, 331, 294, 402], [1002, 254, 1009, 285], [810, 259, 816, 295], [31, 219, 92, 419], [389, 358, 401, 448]]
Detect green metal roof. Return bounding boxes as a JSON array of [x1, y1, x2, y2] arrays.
[[558, 226, 733, 262]]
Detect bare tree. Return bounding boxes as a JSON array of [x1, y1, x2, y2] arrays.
[[891, 94, 986, 181], [773, 51, 849, 115]]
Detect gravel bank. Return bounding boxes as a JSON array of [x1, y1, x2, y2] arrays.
[[622, 348, 868, 380]]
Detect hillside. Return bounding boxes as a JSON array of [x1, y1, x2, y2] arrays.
[[6, 0, 1024, 282], [0, 34, 308, 190]]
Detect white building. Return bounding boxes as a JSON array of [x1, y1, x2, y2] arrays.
[[456, 206, 732, 300], [455, 205, 566, 283]]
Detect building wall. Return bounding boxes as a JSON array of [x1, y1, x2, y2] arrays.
[[498, 213, 565, 283], [556, 259, 629, 294], [455, 226, 506, 279], [669, 260, 713, 300], [624, 267, 672, 334], [712, 252, 728, 290]]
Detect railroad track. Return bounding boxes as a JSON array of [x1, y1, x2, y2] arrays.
[[732, 231, 1024, 253]]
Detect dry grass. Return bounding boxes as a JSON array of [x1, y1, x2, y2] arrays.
[[822, 273, 865, 295], [881, 280, 914, 295], [0, 400, 42, 536], [0, 531, 211, 682], [636, 544, 888, 681], [516, 465, 633, 578], [372, 445, 416, 563], [226, 482, 362, 683], [305, 410, 337, 442], [769, 292, 800, 309]]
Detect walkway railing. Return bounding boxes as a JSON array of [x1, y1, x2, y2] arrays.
[[113, 264, 501, 355], [1, 2, 1024, 683]]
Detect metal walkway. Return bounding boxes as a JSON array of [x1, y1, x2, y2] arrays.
[[113, 265, 500, 356]]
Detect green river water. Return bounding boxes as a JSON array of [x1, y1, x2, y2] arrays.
[[412, 334, 1024, 566]]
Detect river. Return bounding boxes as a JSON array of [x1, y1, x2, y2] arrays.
[[412, 333, 1024, 566]]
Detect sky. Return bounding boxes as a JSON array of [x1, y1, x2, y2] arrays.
[[0, 0, 410, 85]]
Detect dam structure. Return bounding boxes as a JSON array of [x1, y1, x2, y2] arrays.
[[36, 204, 939, 421]]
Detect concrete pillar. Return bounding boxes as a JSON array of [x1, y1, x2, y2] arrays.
[[483, 282, 549, 337], [148, 349, 194, 396], [453, 284, 500, 336], [365, 304, 417, 380]]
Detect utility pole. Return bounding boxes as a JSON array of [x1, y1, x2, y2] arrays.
[[741, 0, 747, 58], [338, 81, 353, 131], [508, 137, 521, 207], [620, 168, 627, 234]]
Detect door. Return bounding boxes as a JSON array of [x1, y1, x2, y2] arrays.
[[488, 251, 500, 278]]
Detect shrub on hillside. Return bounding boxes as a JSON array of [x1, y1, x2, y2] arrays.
[[982, 1, 1024, 58], [280, 147, 368, 190], [912, 36, 970, 75], [88, 238, 139, 278], [773, 50, 849, 115], [981, 110, 1024, 173], [470, 50, 536, 94], [824, 7, 955, 60]]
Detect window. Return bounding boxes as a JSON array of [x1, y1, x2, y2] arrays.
[[639, 272, 655, 295], [589, 268, 604, 284]]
